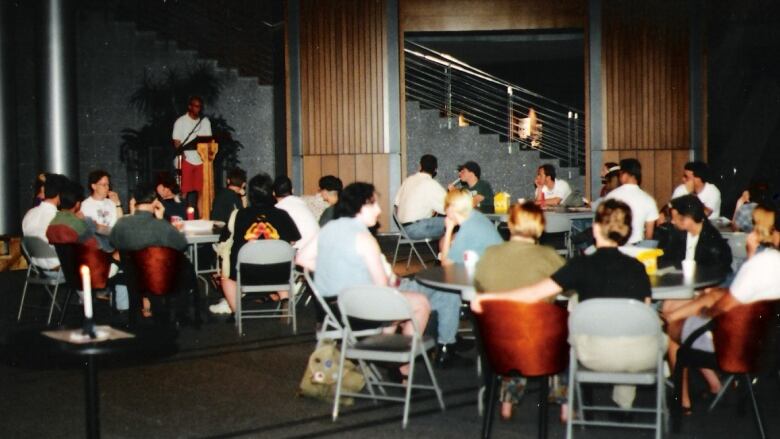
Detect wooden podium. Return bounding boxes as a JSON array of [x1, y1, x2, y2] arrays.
[[196, 140, 219, 220]]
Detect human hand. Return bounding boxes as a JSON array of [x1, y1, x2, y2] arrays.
[[444, 215, 457, 231], [738, 190, 750, 205], [152, 199, 165, 219], [108, 191, 121, 205], [470, 296, 485, 314], [129, 197, 136, 214]]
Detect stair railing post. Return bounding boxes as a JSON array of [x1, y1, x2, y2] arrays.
[[445, 65, 452, 129], [507, 86, 513, 144], [574, 112, 579, 167], [567, 111, 573, 168]]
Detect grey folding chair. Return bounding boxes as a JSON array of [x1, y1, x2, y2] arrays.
[[303, 269, 343, 343], [544, 212, 572, 257], [235, 240, 297, 335], [566, 298, 666, 439], [334, 285, 445, 429], [391, 209, 437, 270], [18, 237, 66, 325]]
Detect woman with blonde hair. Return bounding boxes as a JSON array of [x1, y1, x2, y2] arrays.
[[474, 201, 565, 419]]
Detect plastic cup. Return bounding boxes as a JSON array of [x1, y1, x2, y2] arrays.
[[682, 259, 696, 282], [463, 250, 479, 276]]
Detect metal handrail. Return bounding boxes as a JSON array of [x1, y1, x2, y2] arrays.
[[405, 41, 585, 166]]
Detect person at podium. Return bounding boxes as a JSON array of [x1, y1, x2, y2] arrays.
[[172, 95, 212, 213]]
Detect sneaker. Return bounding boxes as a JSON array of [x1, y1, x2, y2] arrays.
[[209, 298, 232, 314]]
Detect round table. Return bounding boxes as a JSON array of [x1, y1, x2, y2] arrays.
[[649, 266, 726, 300], [414, 263, 476, 301], [8, 326, 177, 439]]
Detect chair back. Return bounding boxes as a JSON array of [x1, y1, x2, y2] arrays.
[[130, 246, 183, 296], [22, 236, 59, 262], [338, 285, 413, 325], [392, 208, 411, 239], [713, 300, 776, 374], [236, 240, 296, 292], [476, 299, 569, 377], [78, 243, 111, 290], [544, 212, 571, 234], [569, 298, 661, 337], [726, 233, 748, 271]]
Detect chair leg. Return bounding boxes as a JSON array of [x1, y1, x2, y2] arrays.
[[708, 374, 735, 412], [236, 289, 242, 336], [402, 350, 417, 429], [566, 354, 576, 439], [538, 376, 550, 439], [58, 288, 74, 327], [17, 277, 31, 321], [46, 283, 61, 325], [482, 374, 499, 439], [744, 374, 767, 439], [392, 237, 402, 267], [670, 362, 684, 433], [332, 339, 349, 423], [421, 342, 445, 411]]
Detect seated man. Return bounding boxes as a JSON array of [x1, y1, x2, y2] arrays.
[[155, 172, 187, 221], [671, 161, 721, 219], [22, 173, 67, 269], [449, 161, 494, 214], [659, 195, 732, 274], [394, 154, 447, 240], [273, 175, 320, 270], [604, 158, 659, 245], [534, 164, 572, 206], [317, 175, 343, 226], [211, 167, 247, 224], [110, 184, 194, 321]]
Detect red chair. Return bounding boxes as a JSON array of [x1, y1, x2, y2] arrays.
[[672, 299, 776, 438], [475, 300, 569, 439], [124, 246, 183, 326]]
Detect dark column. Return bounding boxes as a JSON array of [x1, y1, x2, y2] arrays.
[[588, 0, 603, 201], [286, 0, 302, 190], [689, 0, 704, 160], [0, 0, 19, 235], [386, 0, 402, 231], [37, 0, 78, 178]]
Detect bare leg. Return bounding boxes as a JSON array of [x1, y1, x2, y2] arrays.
[[221, 278, 237, 311], [398, 291, 431, 376], [700, 368, 721, 393]]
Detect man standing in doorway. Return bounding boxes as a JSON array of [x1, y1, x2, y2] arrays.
[[172, 96, 212, 213]]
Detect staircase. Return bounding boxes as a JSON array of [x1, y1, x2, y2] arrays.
[[406, 101, 584, 202]]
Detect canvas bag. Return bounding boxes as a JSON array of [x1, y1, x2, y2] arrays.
[[297, 339, 365, 405]]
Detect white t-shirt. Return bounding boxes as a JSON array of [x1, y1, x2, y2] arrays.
[[276, 195, 319, 250], [172, 114, 212, 164], [671, 183, 721, 219], [730, 249, 780, 303], [21, 201, 59, 269], [394, 172, 446, 224], [81, 196, 119, 227], [604, 183, 659, 244], [537, 179, 572, 202], [685, 232, 700, 260]]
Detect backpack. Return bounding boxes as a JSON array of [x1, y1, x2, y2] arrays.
[[297, 339, 365, 405]]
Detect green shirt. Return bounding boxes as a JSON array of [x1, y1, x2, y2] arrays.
[[474, 240, 564, 296], [460, 179, 494, 213]]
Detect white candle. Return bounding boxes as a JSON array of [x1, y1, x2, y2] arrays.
[[80, 265, 93, 319]]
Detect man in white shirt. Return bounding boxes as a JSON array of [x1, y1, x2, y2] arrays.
[[394, 154, 447, 240], [273, 175, 320, 272], [670, 161, 721, 219], [604, 158, 659, 245], [534, 164, 572, 206], [172, 96, 212, 209], [22, 173, 67, 269]]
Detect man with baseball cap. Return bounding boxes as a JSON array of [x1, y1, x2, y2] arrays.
[[449, 160, 494, 213]]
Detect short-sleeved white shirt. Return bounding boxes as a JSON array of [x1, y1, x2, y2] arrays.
[[172, 114, 212, 164], [604, 183, 659, 244], [394, 172, 447, 224], [730, 249, 780, 303], [21, 201, 59, 269], [671, 183, 721, 219], [276, 195, 319, 250], [537, 179, 572, 202], [81, 197, 119, 227]]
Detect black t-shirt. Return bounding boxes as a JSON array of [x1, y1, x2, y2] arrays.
[[225, 204, 301, 280], [551, 247, 651, 302], [211, 188, 243, 224], [160, 198, 187, 221]]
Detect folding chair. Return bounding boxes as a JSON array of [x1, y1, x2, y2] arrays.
[[18, 237, 66, 325], [391, 209, 437, 270], [334, 285, 445, 428], [544, 212, 572, 257], [476, 299, 569, 439], [671, 299, 776, 438], [235, 240, 297, 335], [566, 298, 666, 439]]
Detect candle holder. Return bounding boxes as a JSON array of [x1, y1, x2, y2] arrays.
[[83, 317, 97, 339]]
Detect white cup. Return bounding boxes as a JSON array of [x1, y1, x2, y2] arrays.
[[681, 259, 696, 282], [463, 250, 479, 276]]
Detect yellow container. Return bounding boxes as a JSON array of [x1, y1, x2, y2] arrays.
[[494, 192, 510, 214], [636, 248, 664, 275]]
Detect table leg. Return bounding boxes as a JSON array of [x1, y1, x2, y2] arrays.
[[85, 355, 100, 439]]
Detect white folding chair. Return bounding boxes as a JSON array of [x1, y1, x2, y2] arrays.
[[566, 298, 666, 439], [334, 285, 445, 429], [391, 209, 437, 270], [235, 240, 297, 335], [544, 212, 572, 257], [18, 237, 66, 325]]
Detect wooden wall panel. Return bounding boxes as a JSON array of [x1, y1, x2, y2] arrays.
[[400, 0, 585, 32], [337, 155, 356, 185], [302, 155, 322, 196]]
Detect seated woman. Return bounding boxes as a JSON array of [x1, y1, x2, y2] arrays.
[[213, 173, 301, 314], [746, 204, 780, 258], [315, 182, 431, 378], [474, 201, 565, 420], [472, 199, 655, 411]]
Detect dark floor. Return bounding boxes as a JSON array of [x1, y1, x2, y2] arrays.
[[1, 237, 779, 438]]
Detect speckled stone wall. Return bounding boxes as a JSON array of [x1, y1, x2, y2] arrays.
[[405, 101, 584, 203], [12, 6, 274, 215]]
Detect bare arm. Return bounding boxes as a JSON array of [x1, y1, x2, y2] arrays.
[[544, 197, 563, 206], [664, 288, 727, 323], [471, 278, 562, 313], [355, 231, 389, 286], [439, 216, 457, 265], [644, 220, 655, 240]]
